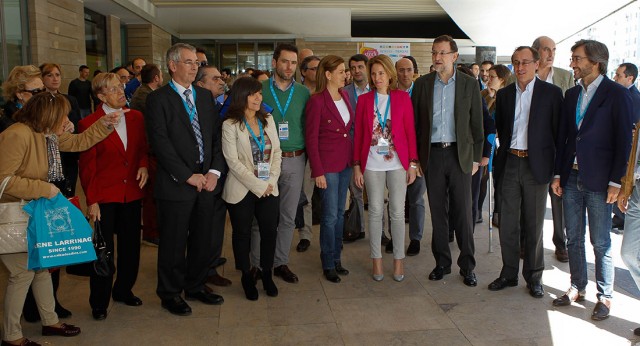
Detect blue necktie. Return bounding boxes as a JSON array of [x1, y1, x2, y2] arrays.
[[183, 89, 204, 163]]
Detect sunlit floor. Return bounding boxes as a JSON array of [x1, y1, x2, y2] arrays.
[[1, 195, 640, 346]]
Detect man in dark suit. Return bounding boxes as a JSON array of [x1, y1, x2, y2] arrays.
[[412, 35, 484, 287], [488, 46, 562, 298], [145, 43, 225, 316], [551, 39, 633, 321]]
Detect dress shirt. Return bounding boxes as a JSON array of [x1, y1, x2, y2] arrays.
[[103, 103, 127, 150], [355, 83, 370, 100], [431, 71, 457, 143], [577, 74, 604, 129], [272, 77, 295, 91], [537, 68, 554, 84], [510, 78, 536, 150]]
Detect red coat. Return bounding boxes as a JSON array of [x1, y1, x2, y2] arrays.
[[79, 107, 148, 205], [305, 89, 354, 178], [354, 89, 418, 171]]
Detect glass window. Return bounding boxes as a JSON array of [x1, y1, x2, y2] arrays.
[[84, 8, 107, 74], [0, 0, 29, 106]]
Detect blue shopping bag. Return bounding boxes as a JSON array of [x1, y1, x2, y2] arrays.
[[23, 193, 96, 270]]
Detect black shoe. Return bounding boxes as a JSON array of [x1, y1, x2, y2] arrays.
[[448, 232, 455, 243], [296, 239, 310, 252], [428, 266, 451, 281], [459, 270, 477, 287], [475, 216, 483, 224], [161, 296, 192, 316], [381, 234, 390, 246], [241, 272, 258, 301], [406, 240, 420, 256], [262, 271, 278, 297], [335, 261, 349, 275], [488, 277, 518, 291], [527, 282, 544, 298], [185, 289, 224, 305], [385, 239, 393, 253], [212, 257, 227, 268], [54, 303, 72, 318], [92, 308, 108, 320], [357, 232, 366, 240], [591, 299, 611, 321], [113, 295, 143, 306], [634, 327, 640, 336], [250, 266, 262, 281], [274, 265, 299, 283], [324, 269, 341, 283]]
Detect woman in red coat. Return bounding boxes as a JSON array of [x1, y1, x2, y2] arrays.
[[353, 55, 418, 282], [79, 73, 148, 320], [305, 55, 354, 283]]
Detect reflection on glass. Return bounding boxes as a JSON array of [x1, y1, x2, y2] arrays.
[[221, 44, 237, 75], [257, 43, 274, 72], [238, 43, 255, 73]]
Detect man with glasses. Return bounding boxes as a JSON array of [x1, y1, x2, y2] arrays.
[[551, 39, 633, 321], [412, 34, 484, 287], [146, 43, 225, 316], [488, 46, 562, 298], [300, 55, 320, 93]]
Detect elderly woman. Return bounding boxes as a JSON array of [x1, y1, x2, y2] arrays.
[[0, 92, 120, 346], [353, 55, 418, 282], [0, 66, 45, 132], [78, 73, 148, 320], [222, 77, 281, 301], [305, 55, 354, 283]]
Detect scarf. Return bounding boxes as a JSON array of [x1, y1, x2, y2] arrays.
[[45, 134, 65, 182]]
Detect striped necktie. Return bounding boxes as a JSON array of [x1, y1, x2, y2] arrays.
[[183, 89, 204, 163]]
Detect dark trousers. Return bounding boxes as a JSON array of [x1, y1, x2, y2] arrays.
[[550, 186, 567, 250], [207, 194, 228, 276], [426, 147, 475, 271], [478, 166, 489, 215], [498, 155, 547, 283], [90, 200, 142, 309], [142, 156, 159, 242], [227, 192, 278, 272], [471, 166, 483, 226], [156, 192, 216, 299]]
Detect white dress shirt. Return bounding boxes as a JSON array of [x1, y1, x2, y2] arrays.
[[510, 78, 536, 150]]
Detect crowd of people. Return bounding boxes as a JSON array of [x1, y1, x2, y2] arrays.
[[1, 33, 640, 345]]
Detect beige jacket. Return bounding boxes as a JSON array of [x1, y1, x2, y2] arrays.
[[221, 116, 282, 204], [0, 121, 112, 202]]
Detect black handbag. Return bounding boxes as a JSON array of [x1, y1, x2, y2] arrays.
[[66, 220, 114, 277], [343, 197, 362, 242]]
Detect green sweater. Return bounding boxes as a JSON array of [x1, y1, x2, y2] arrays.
[[261, 79, 310, 152]]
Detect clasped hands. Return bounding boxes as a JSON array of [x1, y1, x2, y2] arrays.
[[187, 172, 218, 192]]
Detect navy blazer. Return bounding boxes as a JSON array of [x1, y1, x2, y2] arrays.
[[494, 79, 562, 185], [555, 76, 633, 192]]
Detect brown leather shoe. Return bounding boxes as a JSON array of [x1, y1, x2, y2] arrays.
[[591, 298, 611, 321], [555, 249, 569, 263], [41, 323, 81, 337], [274, 265, 299, 283], [552, 287, 586, 306], [1, 339, 41, 346], [207, 273, 232, 287]]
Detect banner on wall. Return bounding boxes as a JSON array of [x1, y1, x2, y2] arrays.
[[357, 43, 411, 63]]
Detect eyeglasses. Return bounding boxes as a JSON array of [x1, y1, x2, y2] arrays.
[[512, 60, 534, 67], [23, 87, 46, 95], [199, 61, 208, 67], [178, 60, 199, 67], [431, 51, 456, 56], [570, 56, 588, 63], [305, 67, 318, 72], [104, 86, 125, 94]]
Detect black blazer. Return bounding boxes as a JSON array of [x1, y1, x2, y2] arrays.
[[412, 71, 484, 174], [145, 83, 225, 200], [555, 77, 633, 192], [494, 78, 562, 184]]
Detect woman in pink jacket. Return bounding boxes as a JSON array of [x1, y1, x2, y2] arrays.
[[353, 54, 418, 282]]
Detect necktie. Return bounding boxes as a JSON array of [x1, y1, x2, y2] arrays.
[[183, 89, 204, 163]]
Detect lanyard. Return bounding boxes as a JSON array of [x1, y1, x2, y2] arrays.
[[575, 88, 593, 127], [406, 82, 414, 97], [269, 78, 294, 121], [243, 118, 266, 155], [169, 81, 197, 121], [374, 92, 391, 130]]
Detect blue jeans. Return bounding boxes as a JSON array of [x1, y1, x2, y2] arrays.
[[319, 166, 352, 270], [562, 170, 614, 299], [621, 181, 640, 290]]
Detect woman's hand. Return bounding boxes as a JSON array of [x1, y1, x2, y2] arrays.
[[100, 109, 129, 128], [137, 167, 149, 189], [315, 175, 327, 189], [262, 184, 274, 197], [354, 166, 364, 189], [88, 203, 101, 222], [63, 119, 75, 133], [48, 184, 60, 199], [407, 167, 417, 185]]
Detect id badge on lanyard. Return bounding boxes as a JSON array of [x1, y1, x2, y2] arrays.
[[257, 162, 271, 180], [377, 137, 390, 155], [278, 122, 289, 141]]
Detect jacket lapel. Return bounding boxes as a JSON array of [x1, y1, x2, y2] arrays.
[[579, 78, 609, 132], [97, 106, 126, 157], [323, 89, 352, 130], [506, 84, 517, 144], [168, 86, 197, 141], [425, 73, 435, 134]]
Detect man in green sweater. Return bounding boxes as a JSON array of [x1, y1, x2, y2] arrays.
[[250, 43, 310, 283]]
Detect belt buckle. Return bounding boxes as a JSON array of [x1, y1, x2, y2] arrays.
[[442, 142, 451, 148]]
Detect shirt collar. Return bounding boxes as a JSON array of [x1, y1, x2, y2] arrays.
[[172, 78, 193, 96], [436, 70, 456, 85], [579, 74, 604, 93], [102, 103, 123, 115], [516, 77, 536, 93], [355, 83, 370, 93], [271, 77, 295, 91]]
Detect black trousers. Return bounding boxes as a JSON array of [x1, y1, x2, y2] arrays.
[[207, 194, 228, 276], [549, 186, 567, 250], [471, 166, 483, 227], [227, 192, 278, 272], [90, 200, 142, 309], [498, 155, 547, 283], [156, 191, 216, 300], [478, 166, 490, 215], [426, 147, 476, 271]]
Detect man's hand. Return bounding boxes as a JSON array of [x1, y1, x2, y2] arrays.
[[479, 157, 490, 167], [203, 172, 219, 192], [551, 178, 562, 197], [186, 174, 206, 192], [472, 162, 479, 175], [137, 167, 148, 189], [607, 185, 620, 204]]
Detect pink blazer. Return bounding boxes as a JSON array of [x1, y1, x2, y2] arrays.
[[305, 89, 354, 178], [353, 89, 418, 170]]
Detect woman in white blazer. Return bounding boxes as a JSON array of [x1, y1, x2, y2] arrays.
[[222, 77, 282, 301]]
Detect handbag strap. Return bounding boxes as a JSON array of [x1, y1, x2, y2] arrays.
[[0, 176, 13, 199]]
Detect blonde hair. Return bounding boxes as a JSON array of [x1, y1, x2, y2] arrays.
[[367, 55, 398, 92], [13, 92, 70, 133], [92, 72, 121, 96], [1, 65, 42, 101]]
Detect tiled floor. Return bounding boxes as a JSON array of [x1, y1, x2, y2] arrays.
[[2, 197, 640, 345]]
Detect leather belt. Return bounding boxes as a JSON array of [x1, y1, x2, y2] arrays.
[[508, 149, 528, 157], [431, 142, 456, 149], [281, 149, 305, 158], [572, 163, 579, 171]]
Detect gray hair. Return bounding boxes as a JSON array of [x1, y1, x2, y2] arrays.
[[194, 65, 217, 84], [571, 39, 609, 75], [166, 43, 196, 74], [300, 55, 320, 71], [531, 36, 553, 51]]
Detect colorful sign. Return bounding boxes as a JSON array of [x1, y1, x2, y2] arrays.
[[357, 43, 411, 62]]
